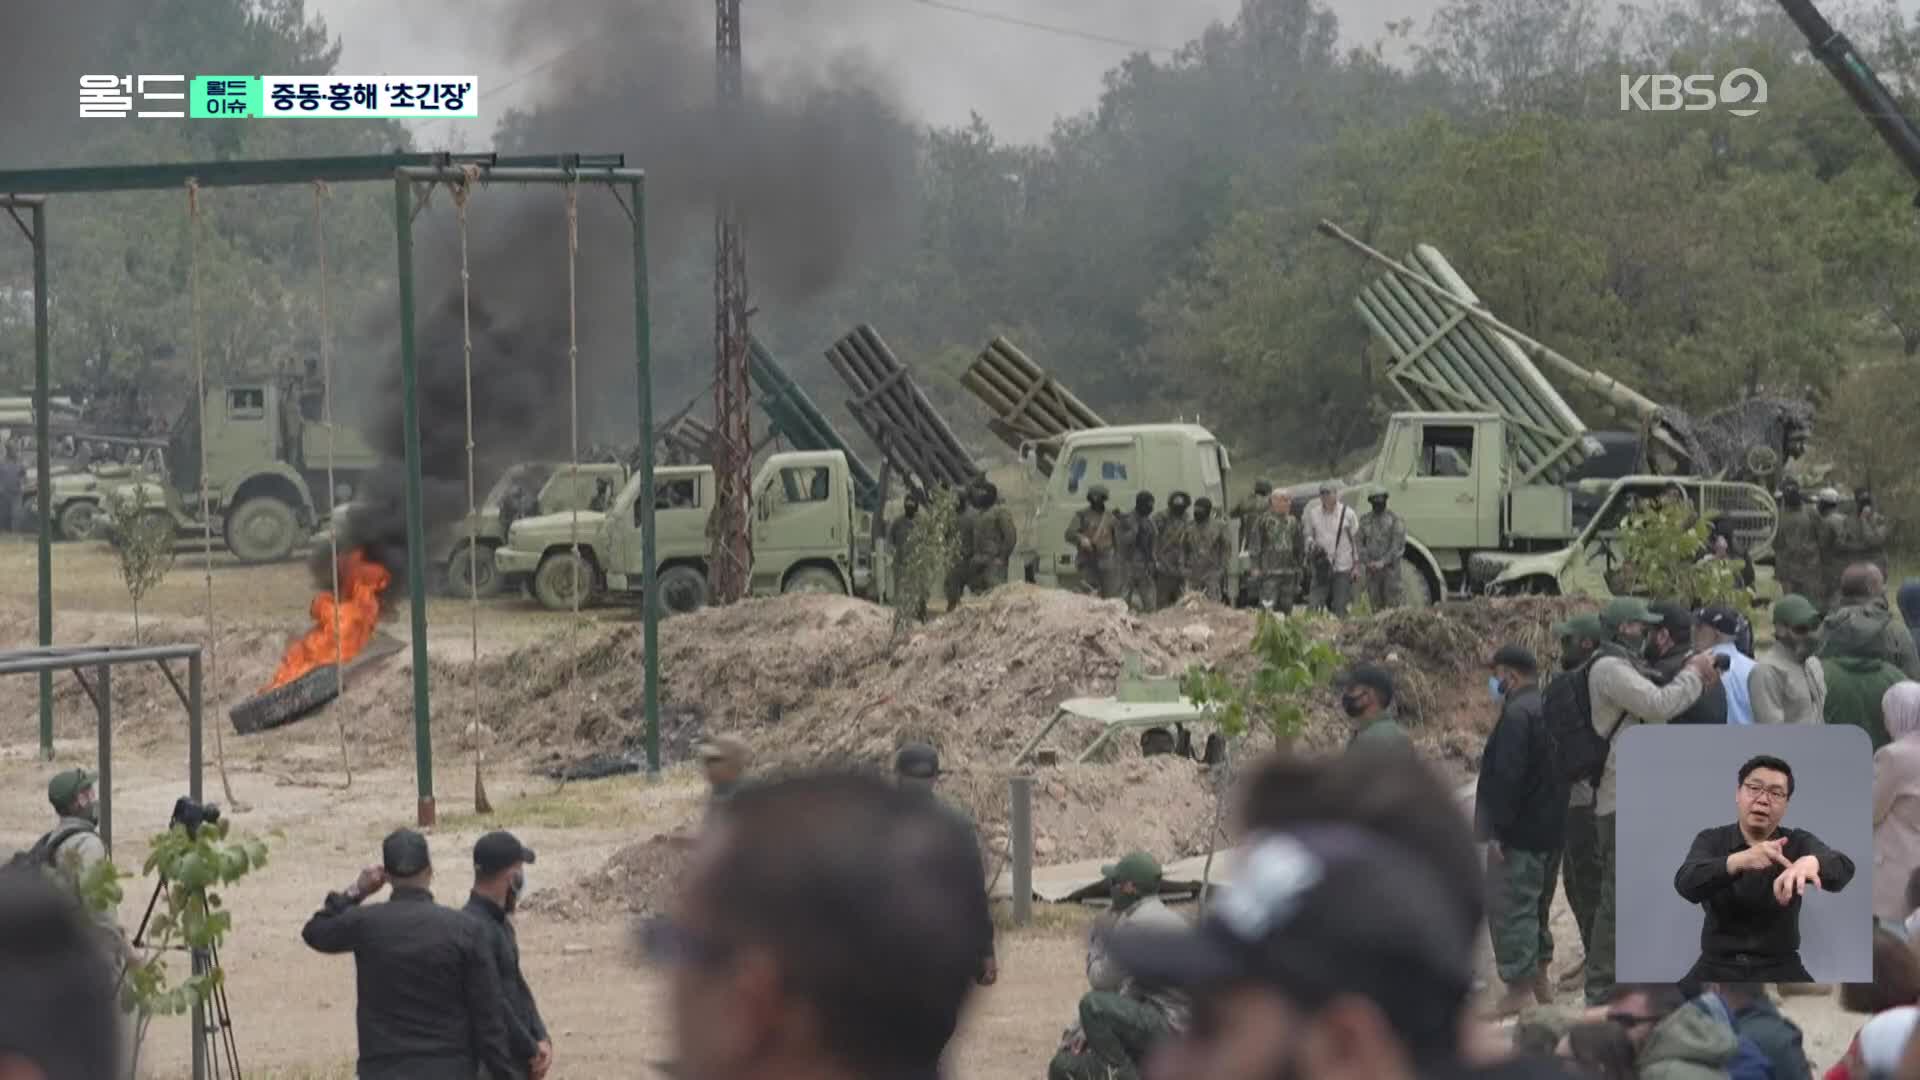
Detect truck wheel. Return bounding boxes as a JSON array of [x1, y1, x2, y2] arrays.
[[56, 500, 100, 542], [1398, 558, 1437, 608], [656, 565, 709, 615], [533, 551, 597, 612], [225, 497, 299, 563], [445, 542, 503, 599], [782, 566, 846, 595]]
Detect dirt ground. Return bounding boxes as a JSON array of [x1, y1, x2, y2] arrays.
[[0, 534, 1874, 1078]]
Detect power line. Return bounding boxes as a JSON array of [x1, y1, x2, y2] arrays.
[[908, 0, 1180, 54]]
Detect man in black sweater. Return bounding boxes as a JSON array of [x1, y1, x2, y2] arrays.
[[1474, 644, 1569, 1019], [1674, 755, 1856, 983], [1645, 602, 1728, 725], [302, 829, 516, 1079], [464, 830, 551, 1079]]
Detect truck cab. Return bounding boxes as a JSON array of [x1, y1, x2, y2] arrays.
[[748, 450, 872, 597], [1021, 424, 1233, 593]]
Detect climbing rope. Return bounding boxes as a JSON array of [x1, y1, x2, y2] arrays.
[[312, 180, 352, 787], [188, 182, 235, 804], [565, 180, 584, 741], [453, 165, 489, 812]]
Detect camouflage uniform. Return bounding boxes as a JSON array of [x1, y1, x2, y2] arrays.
[[1066, 492, 1121, 599], [1356, 504, 1407, 610], [1772, 503, 1822, 602], [888, 509, 926, 621], [1151, 507, 1192, 609], [1817, 503, 1849, 607], [1488, 847, 1562, 986], [1248, 507, 1304, 613], [1114, 509, 1159, 612], [943, 504, 978, 610], [964, 501, 1019, 597], [1842, 505, 1891, 578], [1183, 508, 1230, 601]]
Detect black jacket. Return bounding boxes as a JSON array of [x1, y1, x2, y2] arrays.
[[1674, 824, 1856, 965], [1473, 684, 1568, 852], [1651, 647, 1728, 724], [301, 885, 516, 1079], [464, 892, 549, 1073]]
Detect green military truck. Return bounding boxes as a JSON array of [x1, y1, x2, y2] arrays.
[[494, 449, 880, 612], [107, 377, 378, 564], [1016, 424, 1239, 596], [435, 461, 626, 598]]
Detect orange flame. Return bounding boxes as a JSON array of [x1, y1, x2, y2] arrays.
[[266, 548, 393, 690]]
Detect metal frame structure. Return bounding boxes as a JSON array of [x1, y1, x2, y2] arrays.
[[711, 0, 755, 604], [0, 643, 211, 1078], [0, 152, 664, 827]]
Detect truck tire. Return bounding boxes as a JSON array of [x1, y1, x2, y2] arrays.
[[1398, 558, 1437, 608], [533, 551, 598, 612], [225, 497, 299, 563], [445, 542, 503, 599], [656, 565, 709, 615], [781, 566, 847, 595], [56, 499, 100, 542], [230, 663, 342, 734]]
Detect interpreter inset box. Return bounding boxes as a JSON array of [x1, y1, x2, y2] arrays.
[[1615, 724, 1872, 984]]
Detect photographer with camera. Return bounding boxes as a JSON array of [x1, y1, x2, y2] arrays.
[[464, 831, 551, 1079], [301, 828, 516, 1079]]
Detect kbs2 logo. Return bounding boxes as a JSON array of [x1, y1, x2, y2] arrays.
[[1619, 69, 1768, 116]]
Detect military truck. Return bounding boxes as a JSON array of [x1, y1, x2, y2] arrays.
[[435, 461, 627, 598], [494, 449, 878, 612], [1015, 424, 1239, 596], [107, 377, 378, 563]]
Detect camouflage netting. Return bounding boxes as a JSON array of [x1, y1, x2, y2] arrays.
[[1648, 394, 1814, 486]]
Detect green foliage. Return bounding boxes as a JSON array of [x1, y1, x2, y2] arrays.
[[105, 485, 177, 642], [1180, 613, 1346, 743], [81, 820, 269, 1035], [893, 486, 961, 632], [1615, 499, 1752, 613]]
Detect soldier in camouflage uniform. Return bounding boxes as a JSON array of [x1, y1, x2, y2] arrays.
[[1114, 492, 1158, 612], [1047, 853, 1187, 1080], [1772, 480, 1822, 602], [1066, 485, 1121, 598], [1843, 487, 1890, 578], [1248, 490, 1304, 613], [944, 483, 981, 611], [1231, 479, 1272, 525], [1152, 491, 1192, 609], [1817, 488, 1849, 609], [888, 490, 926, 620], [1184, 497, 1230, 601], [947, 480, 1018, 607], [1357, 492, 1408, 610]]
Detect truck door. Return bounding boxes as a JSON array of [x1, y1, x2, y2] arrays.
[[1383, 421, 1489, 550], [204, 386, 277, 492], [626, 472, 706, 570], [753, 461, 840, 590]]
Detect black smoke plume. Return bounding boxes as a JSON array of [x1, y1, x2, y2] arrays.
[[329, 0, 917, 589]]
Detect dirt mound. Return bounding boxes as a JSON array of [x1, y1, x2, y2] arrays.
[[525, 834, 689, 921]]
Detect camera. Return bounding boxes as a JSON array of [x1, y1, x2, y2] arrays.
[[171, 796, 222, 836]]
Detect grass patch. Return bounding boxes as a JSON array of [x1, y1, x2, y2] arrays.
[[992, 899, 1100, 935], [381, 772, 700, 838]]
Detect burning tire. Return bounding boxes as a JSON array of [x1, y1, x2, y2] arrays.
[[230, 663, 341, 734]]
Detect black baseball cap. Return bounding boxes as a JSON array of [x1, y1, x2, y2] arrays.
[[1647, 602, 1693, 634], [1696, 606, 1743, 638], [1489, 645, 1537, 674], [1110, 827, 1474, 1047], [895, 743, 941, 779], [1340, 664, 1396, 707], [473, 830, 537, 877], [382, 828, 431, 877]]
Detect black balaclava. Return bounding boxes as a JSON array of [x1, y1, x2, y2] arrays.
[[1781, 482, 1803, 509], [1089, 489, 1107, 512], [972, 482, 997, 510], [1168, 492, 1191, 519], [1561, 637, 1597, 671], [1193, 496, 1214, 525], [1134, 492, 1154, 517]]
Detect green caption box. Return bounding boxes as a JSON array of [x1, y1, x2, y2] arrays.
[[190, 76, 262, 119]]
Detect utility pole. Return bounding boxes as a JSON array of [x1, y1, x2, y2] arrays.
[[710, 0, 753, 603]]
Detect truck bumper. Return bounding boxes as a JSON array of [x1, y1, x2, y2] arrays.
[[494, 547, 541, 576]]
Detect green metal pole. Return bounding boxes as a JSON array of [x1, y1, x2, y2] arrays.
[[631, 179, 661, 777], [393, 176, 435, 825], [32, 203, 52, 759]]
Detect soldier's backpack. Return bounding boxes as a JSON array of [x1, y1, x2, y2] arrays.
[[1542, 658, 1628, 787], [4, 823, 91, 881]]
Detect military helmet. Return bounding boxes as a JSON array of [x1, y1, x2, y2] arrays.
[[1088, 484, 1110, 501], [1253, 479, 1273, 496], [1368, 492, 1389, 505]]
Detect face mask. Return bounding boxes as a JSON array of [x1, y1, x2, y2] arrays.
[[1561, 644, 1592, 671], [905, 504, 919, 518], [1195, 508, 1212, 524], [1783, 492, 1803, 508], [973, 495, 993, 510], [1170, 503, 1189, 518], [1615, 629, 1646, 654], [1341, 694, 1368, 718], [1644, 636, 1665, 662], [1488, 676, 1505, 702], [1111, 885, 1141, 913], [1089, 497, 1106, 511]]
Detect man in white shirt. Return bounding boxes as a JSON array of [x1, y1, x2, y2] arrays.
[[1303, 483, 1360, 616], [1694, 606, 1756, 725]]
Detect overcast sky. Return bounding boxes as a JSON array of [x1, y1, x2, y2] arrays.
[[312, 0, 1433, 147]]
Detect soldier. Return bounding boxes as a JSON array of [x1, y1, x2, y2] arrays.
[[1114, 492, 1158, 612], [1066, 484, 1121, 598], [1845, 487, 1891, 578], [1232, 478, 1272, 523], [1772, 480, 1821, 602], [1152, 491, 1192, 609], [30, 769, 139, 975], [697, 736, 753, 821], [1357, 491, 1408, 611], [0, 445, 22, 533], [1247, 490, 1304, 613], [1184, 496, 1230, 601], [966, 480, 1018, 597], [1816, 488, 1848, 608], [888, 490, 927, 620], [944, 482, 981, 611], [1047, 852, 1188, 1080]]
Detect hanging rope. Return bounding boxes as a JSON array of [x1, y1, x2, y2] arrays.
[[188, 182, 237, 806], [312, 180, 352, 788], [454, 165, 490, 813], [565, 179, 584, 743]]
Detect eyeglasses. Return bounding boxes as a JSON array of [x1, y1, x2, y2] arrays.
[[638, 917, 734, 969], [1742, 780, 1790, 802]]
